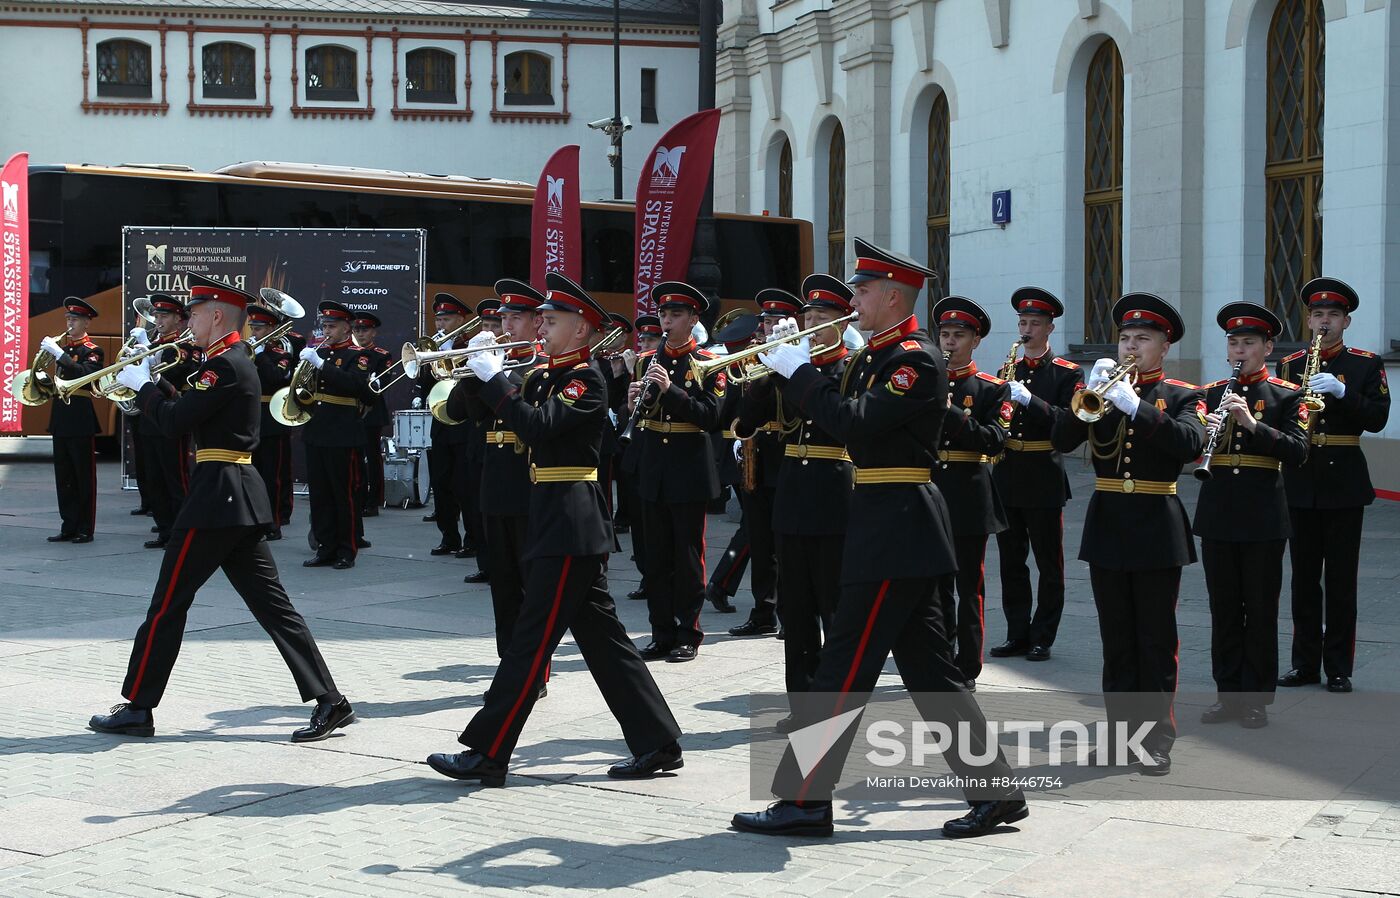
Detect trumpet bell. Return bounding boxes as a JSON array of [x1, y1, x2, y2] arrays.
[[96, 371, 137, 403], [258, 288, 306, 322], [427, 379, 462, 424], [132, 296, 158, 325], [269, 385, 313, 427], [1070, 391, 1106, 423]]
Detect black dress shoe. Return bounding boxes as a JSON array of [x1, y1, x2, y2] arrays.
[[1200, 701, 1240, 724], [1278, 669, 1321, 687], [776, 626, 785, 640], [1327, 676, 1353, 693], [129, 506, 149, 516], [333, 558, 354, 570], [46, 533, 74, 542], [292, 698, 355, 742], [1140, 751, 1172, 776], [430, 543, 460, 556], [1026, 645, 1052, 662], [422, 512, 437, 522], [425, 750, 507, 786], [608, 741, 683, 778], [88, 703, 155, 737], [614, 521, 630, 534], [150, 525, 160, 533], [356, 538, 371, 549], [303, 556, 334, 568], [464, 570, 490, 584], [706, 585, 736, 613], [667, 645, 698, 663], [1240, 705, 1269, 728], [964, 679, 977, 692], [361, 507, 379, 518], [638, 641, 672, 661], [732, 801, 833, 837], [143, 538, 168, 550], [942, 799, 1029, 838], [626, 588, 646, 601], [454, 546, 476, 559], [537, 681, 548, 701], [989, 640, 1028, 658], [728, 618, 777, 638], [265, 529, 283, 541], [71, 533, 94, 544]]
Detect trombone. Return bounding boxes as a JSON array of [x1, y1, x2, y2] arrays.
[[1069, 355, 1138, 423], [247, 288, 306, 356], [688, 312, 858, 385], [369, 316, 481, 394]]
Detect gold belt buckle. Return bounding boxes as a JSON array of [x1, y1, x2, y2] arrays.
[[528, 463, 538, 484], [495, 430, 506, 446], [796, 445, 809, 459], [1227, 453, 1241, 467], [1122, 478, 1135, 494]]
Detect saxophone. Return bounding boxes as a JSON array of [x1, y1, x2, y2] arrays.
[[999, 339, 1024, 382], [1299, 325, 1330, 420]]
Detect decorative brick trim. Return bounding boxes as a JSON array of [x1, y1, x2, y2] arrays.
[[184, 21, 274, 117], [81, 15, 169, 115], [390, 26, 473, 121], [289, 22, 375, 119]]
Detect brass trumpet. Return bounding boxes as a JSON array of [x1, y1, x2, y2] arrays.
[[688, 312, 859, 385], [1069, 355, 1138, 423], [402, 336, 537, 382], [369, 316, 481, 394], [46, 330, 197, 406]]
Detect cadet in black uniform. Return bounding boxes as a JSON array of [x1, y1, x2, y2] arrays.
[[249, 303, 294, 541], [991, 288, 1082, 662], [41, 299, 104, 543], [1052, 294, 1205, 775], [420, 294, 480, 558], [426, 273, 682, 786], [88, 277, 352, 742], [628, 282, 725, 663], [1276, 278, 1391, 694], [1195, 302, 1309, 728], [301, 301, 376, 570], [462, 299, 504, 584], [618, 315, 662, 601], [594, 312, 633, 550], [139, 295, 200, 550], [733, 238, 1026, 840], [932, 296, 1010, 689], [351, 312, 393, 520], [704, 317, 763, 614]]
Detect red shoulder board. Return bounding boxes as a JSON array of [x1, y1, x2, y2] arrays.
[[1163, 378, 1198, 389], [976, 371, 1005, 385], [81, 339, 98, 348], [572, 362, 589, 370], [1348, 347, 1377, 359], [373, 346, 390, 355], [1052, 357, 1079, 370], [1202, 378, 1228, 389], [1268, 376, 1299, 389], [638, 349, 657, 359], [695, 348, 716, 359], [1282, 349, 1306, 363], [900, 340, 921, 351]]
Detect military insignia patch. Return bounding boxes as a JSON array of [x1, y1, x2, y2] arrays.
[[1298, 404, 1310, 425], [1156, 398, 1167, 411], [887, 365, 918, 395], [900, 340, 920, 351], [357, 356, 369, 370], [334, 358, 343, 367], [279, 358, 290, 369], [998, 400, 1014, 426], [195, 370, 218, 391], [560, 379, 587, 404], [1382, 369, 1390, 395], [715, 371, 727, 394], [1195, 399, 1208, 424], [962, 395, 974, 408]]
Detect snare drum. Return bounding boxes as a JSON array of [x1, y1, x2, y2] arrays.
[[393, 409, 433, 450]]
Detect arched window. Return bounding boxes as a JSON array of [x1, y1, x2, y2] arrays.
[[202, 42, 256, 100], [406, 48, 456, 103], [503, 51, 553, 106], [96, 39, 151, 98], [777, 138, 793, 219], [1266, 0, 1325, 342], [927, 92, 950, 303], [1083, 41, 1124, 343], [827, 124, 846, 275], [305, 45, 358, 101]]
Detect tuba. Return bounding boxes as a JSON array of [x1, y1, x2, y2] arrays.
[[247, 288, 306, 357]]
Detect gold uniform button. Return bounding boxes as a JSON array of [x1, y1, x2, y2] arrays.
[[1124, 441, 1133, 449]]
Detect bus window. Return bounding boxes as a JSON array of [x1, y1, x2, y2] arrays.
[[716, 219, 804, 298], [581, 208, 633, 295], [218, 183, 345, 229]]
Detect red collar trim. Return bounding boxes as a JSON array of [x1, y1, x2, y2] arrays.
[[507, 343, 536, 361], [326, 339, 353, 351], [548, 345, 591, 369], [1023, 347, 1051, 369], [156, 332, 183, 345], [665, 337, 697, 358], [355, 340, 376, 350], [949, 361, 977, 381], [203, 331, 241, 359], [1137, 368, 1165, 385], [63, 334, 90, 346], [811, 344, 849, 366], [869, 316, 919, 350], [1320, 342, 1344, 361], [1238, 365, 1269, 385]]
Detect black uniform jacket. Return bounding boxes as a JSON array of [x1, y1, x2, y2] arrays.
[[254, 344, 293, 437], [478, 346, 613, 560], [724, 370, 784, 491], [419, 335, 475, 447], [1192, 368, 1308, 542], [303, 340, 375, 448], [134, 332, 272, 529], [781, 316, 957, 583], [933, 363, 1010, 536], [359, 343, 394, 428], [47, 337, 104, 437], [594, 356, 628, 459], [992, 351, 1082, 509], [1052, 370, 1206, 570], [636, 338, 724, 503], [446, 344, 540, 517], [1277, 344, 1391, 509], [734, 345, 852, 536], [138, 335, 201, 437]]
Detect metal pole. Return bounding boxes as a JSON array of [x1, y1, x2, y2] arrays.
[[612, 0, 623, 200], [687, 0, 720, 332]]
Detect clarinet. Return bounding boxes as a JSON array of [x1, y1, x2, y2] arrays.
[[618, 364, 661, 446], [1193, 360, 1245, 482]]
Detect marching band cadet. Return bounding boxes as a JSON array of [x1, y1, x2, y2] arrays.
[[991, 288, 1082, 663], [932, 296, 1010, 689], [139, 294, 199, 550], [249, 302, 294, 541], [1276, 278, 1391, 694], [594, 312, 633, 548], [462, 298, 504, 585], [733, 238, 1025, 839], [426, 273, 682, 786], [618, 314, 662, 602], [627, 281, 726, 663], [420, 294, 479, 559], [300, 300, 377, 570], [41, 298, 104, 544], [1052, 294, 1205, 775], [1195, 303, 1308, 728], [705, 315, 764, 615], [89, 277, 353, 742], [351, 312, 393, 521]]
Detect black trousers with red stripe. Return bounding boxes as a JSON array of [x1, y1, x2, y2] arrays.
[[642, 499, 709, 648], [141, 433, 190, 540], [430, 442, 476, 551], [1089, 565, 1181, 757], [995, 505, 1066, 647], [940, 534, 991, 682], [770, 577, 1020, 805], [1203, 538, 1283, 699], [776, 533, 842, 694], [459, 554, 680, 762], [485, 514, 530, 658], [361, 425, 385, 512], [707, 514, 751, 598], [306, 444, 361, 563], [121, 526, 338, 708], [253, 435, 293, 531], [52, 436, 96, 537], [1288, 507, 1363, 679]]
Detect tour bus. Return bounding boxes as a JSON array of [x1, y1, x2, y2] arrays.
[[20, 161, 813, 445]]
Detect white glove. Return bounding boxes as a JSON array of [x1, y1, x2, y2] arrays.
[[255, 342, 267, 355], [1309, 372, 1346, 398], [40, 336, 65, 360], [1105, 380, 1140, 417], [467, 330, 499, 349], [608, 408, 618, 427], [128, 327, 150, 347], [299, 347, 325, 370], [621, 349, 637, 371], [1086, 357, 1116, 388], [732, 439, 743, 462], [766, 316, 800, 343], [1008, 380, 1032, 406], [759, 336, 811, 379], [116, 361, 151, 393], [411, 396, 424, 410], [466, 347, 504, 381]]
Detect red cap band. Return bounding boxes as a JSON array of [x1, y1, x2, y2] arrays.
[[853, 256, 926, 288], [939, 310, 976, 327], [1227, 315, 1272, 333], [319, 306, 352, 320], [499, 293, 540, 309], [545, 290, 606, 329], [65, 304, 94, 317], [1017, 299, 1055, 314], [1120, 308, 1173, 338], [659, 293, 702, 311], [190, 284, 250, 308], [1308, 291, 1343, 306]]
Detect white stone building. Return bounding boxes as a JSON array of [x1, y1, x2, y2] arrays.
[[0, 0, 700, 199]]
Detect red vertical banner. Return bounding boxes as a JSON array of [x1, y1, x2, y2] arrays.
[[633, 108, 722, 323], [530, 145, 581, 287], [0, 152, 29, 434]]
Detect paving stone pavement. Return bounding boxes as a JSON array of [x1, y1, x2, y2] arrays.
[[2, 436, 1399, 897]]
